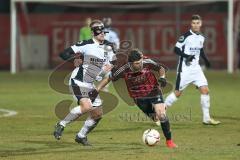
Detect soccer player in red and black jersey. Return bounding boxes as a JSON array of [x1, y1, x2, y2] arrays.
[[89, 49, 177, 148]]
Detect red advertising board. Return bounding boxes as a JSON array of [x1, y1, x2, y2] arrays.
[[0, 15, 10, 69], [0, 13, 227, 69]]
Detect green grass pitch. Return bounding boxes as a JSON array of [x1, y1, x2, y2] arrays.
[[0, 70, 240, 160]]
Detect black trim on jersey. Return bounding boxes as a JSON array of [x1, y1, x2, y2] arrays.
[[59, 47, 75, 61], [74, 66, 84, 82], [75, 39, 94, 46], [175, 72, 181, 91], [71, 79, 82, 105], [175, 31, 192, 58], [177, 31, 192, 43], [177, 56, 183, 72], [143, 58, 168, 72], [174, 47, 189, 58], [103, 40, 116, 53], [200, 48, 210, 66]]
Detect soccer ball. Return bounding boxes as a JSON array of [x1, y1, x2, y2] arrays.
[[142, 129, 160, 146]]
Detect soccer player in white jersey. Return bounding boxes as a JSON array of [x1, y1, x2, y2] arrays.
[[53, 20, 115, 145], [165, 15, 220, 125]]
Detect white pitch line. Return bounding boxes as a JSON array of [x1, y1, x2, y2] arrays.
[[0, 109, 18, 117]]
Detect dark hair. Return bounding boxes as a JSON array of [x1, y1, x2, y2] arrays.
[[128, 49, 143, 62], [191, 14, 202, 21], [89, 20, 103, 28]]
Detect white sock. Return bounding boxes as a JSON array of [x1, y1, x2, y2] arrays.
[[77, 117, 101, 138], [165, 92, 178, 107], [59, 106, 82, 127], [201, 94, 211, 122]]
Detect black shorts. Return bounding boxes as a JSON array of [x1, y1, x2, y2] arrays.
[[134, 95, 164, 120]]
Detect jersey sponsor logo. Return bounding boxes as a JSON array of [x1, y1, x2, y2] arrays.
[[90, 58, 106, 66], [189, 47, 201, 51], [90, 58, 106, 63], [131, 75, 146, 84]]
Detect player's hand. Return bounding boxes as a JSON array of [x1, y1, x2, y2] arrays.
[[102, 64, 113, 72], [88, 89, 99, 102], [186, 55, 195, 62], [158, 77, 167, 88], [185, 55, 195, 66]]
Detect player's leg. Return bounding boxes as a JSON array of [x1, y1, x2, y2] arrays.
[[165, 90, 182, 107], [165, 72, 189, 107], [135, 98, 177, 148], [59, 98, 93, 127], [54, 98, 94, 140], [152, 99, 177, 148], [199, 86, 220, 125], [75, 106, 103, 146], [53, 81, 95, 140], [194, 70, 220, 125]]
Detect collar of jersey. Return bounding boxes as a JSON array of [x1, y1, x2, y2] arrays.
[[92, 37, 104, 45], [190, 29, 200, 35]]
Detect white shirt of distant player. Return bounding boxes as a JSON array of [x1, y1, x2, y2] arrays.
[[70, 38, 115, 83], [104, 28, 120, 49], [176, 30, 204, 69]]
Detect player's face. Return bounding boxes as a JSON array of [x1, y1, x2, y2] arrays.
[[95, 32, 105, 42], [131, 58, 143, 72], [92, 23, 105, 42], [191, 19, 202, 33]]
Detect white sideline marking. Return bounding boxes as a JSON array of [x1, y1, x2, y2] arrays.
[[0, 109, 18, 117]]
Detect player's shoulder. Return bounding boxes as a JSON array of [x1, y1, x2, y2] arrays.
[[109, 28, 119, 35], [75, 39, 94, 46], [103, 40, 114, 46], [103, 40, 116, 53], [177, 31, 192, 43], [111, 63, 129, 78], [143, 57, 156, 64], [198, 32, 205, 39]]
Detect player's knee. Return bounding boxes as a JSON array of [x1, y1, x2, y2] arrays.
[[80, 101, 92, 113], [159, 113, 168, 122], [94, 112, 103, 119], [174, 91, 182, 97], [200, 86, 209, 94]]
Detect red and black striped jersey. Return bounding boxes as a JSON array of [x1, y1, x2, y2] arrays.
[[110, 58, 165, 99]]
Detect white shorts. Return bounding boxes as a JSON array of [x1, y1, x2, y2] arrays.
[[175, 67, 208, 91], [69, 78, 102, 107]]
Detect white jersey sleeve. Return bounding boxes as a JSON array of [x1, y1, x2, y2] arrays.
[[71, 41, 86, 54], [175, 35, 187, 50]]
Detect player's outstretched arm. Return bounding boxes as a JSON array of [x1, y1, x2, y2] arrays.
[[59, 47, 76, 61], [96, 76, 112, 92]]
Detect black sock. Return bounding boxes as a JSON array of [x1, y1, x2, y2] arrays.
[[160, 119, 171, 140]]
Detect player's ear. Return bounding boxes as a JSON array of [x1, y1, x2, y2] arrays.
[[199, 20, 202, 27]]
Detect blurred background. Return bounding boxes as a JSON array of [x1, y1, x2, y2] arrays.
[[0, 0, 240, 72], [1, 2, 240, 159]]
